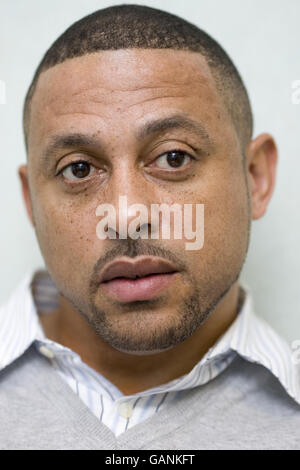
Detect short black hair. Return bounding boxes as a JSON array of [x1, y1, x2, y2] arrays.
[[23, 3, 253, 153]]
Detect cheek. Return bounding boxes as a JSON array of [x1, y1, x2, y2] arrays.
[[185, 166, 250, 279], [32, 194, 102, 280], [205, 174, 249, 264]]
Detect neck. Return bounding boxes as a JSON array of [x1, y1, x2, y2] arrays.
[[38, 282, 242, 395]]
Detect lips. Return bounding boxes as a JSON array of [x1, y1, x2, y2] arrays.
[[98, 256, 179, 302], [99, 257, 178, 283]]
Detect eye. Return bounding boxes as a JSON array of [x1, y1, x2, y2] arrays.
[[61, 161, 94, 180], [155, 150, 193, 170]]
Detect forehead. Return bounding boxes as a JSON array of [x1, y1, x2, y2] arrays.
[[28, 49, 229, 152]]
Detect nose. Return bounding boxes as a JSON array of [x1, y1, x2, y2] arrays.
[[108, 195, 153, 240], [96, 163, 159, 241]]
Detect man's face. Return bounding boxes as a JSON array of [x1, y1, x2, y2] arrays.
[[24, 49, 250, 354]]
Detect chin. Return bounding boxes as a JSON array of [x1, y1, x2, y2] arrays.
[[112, 343, 175, 356]]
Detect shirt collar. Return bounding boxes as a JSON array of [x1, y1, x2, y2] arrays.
[[0, 268, 299, 404]]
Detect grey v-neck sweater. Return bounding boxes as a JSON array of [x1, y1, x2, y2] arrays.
[[0, 345, 299, 450]]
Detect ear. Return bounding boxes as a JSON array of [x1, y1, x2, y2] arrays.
[[246, 133, 278, 220], [18, 164, 35, 226]]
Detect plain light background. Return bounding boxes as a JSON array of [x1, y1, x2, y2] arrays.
[[0, 0, 299, 344]]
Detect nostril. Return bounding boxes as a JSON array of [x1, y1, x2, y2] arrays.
[[139, 223, 151, 234]]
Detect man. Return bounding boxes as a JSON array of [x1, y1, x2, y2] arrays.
[[0, 4, 299, 450]]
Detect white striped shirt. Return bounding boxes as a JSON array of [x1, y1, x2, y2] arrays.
[[0, 268, 299, 437]]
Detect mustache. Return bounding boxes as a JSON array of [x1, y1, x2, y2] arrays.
[[89, 239, 187, 295]]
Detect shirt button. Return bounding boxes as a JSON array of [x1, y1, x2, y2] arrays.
[[117, 402, 134, 419], [38, 345, 55, 359]]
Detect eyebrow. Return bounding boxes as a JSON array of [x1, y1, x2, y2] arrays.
[[42, 113, 214, 167], [136, 114, 212, 144]]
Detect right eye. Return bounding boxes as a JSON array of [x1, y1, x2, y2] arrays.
[[61, 161, 94, 181]]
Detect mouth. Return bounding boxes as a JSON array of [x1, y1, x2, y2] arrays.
[[98, 256, 179, 302]]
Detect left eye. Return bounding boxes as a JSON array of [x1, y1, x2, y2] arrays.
[[155, 151, 192, 169]]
